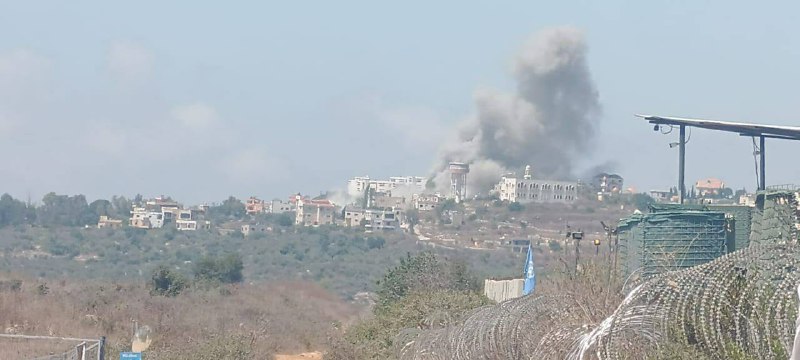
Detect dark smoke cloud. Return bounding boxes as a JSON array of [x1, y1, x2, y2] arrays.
[[432, 27, 601, 195]]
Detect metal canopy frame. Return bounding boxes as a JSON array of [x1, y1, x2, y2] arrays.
[[636, 114, 800, 203]]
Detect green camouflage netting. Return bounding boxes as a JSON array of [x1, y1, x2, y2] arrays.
[[749, 190, 799, 246]]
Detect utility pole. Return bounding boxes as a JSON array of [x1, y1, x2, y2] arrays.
[[679, 125, 686, 204]]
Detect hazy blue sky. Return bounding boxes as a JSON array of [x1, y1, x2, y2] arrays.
[[1, 1, 799, 204]]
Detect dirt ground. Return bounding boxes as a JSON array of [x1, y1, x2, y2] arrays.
[[274, 351, 323, 360]]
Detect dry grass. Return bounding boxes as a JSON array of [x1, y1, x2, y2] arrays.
[[0, 276, 361, 359]]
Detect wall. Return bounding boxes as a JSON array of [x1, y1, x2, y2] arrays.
[[483, 279, 524, 303]]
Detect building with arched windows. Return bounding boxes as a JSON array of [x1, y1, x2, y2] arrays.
[[495, 165, 578, 204]]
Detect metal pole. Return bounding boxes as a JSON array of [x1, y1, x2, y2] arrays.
[[98, 336, 105, 360], [679, 125, 686, 204], [759, 136, 766, 190]]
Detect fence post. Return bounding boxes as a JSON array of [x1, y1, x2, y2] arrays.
[[98, 336, 106, 360], [76, 342, 86, 360]]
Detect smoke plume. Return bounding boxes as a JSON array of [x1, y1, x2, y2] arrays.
[[432, 27, 601, 195]]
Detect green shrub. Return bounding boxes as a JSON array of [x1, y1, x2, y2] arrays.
[[149, 265, 188, 296], [508, 202, 524, 212], [193, 253, 244, 284]]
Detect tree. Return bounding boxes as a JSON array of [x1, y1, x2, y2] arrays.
[[405, 208, 420, 232], [329, 252, 487, 360], [632, 193, 655, 212], [0, 193, 33, 227], [508, 202, 524, 212], [208, 196, 246, 222], [150, 265, 188, 296], [111, 195, 132, 218], [36, 193, 94, 227], [719, 187, 734, 199], [88, 199, 112, 220], [277, 213, 294, 227], [376, 252, 479, 310], [193, 253, 244, 284]]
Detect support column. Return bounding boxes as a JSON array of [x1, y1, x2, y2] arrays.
[[760, 136, 766, 190], [679, 125, 686, 204]]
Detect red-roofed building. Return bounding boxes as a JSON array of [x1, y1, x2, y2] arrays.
[[695, 178, 725, 197], [295, 197, 336, 226]]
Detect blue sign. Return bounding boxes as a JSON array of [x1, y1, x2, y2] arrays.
[[121, 353, 142, 360]]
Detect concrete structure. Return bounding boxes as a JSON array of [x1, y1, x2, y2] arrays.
[[484, 279, 524, 303], [245, 197, 266, 215], [739, 193, 757, 207], [270, 199, 294, 213], [295, 198, 335, 226], [129, 207, 164, 229], [129, 196, 207, 230], [696, 178, 726, 197], [242, 223, 270, 236], [343, 207, 366, 227], [176, 220, 197, 231], [373, 193, 406, 209], [97, 216, 123, 229], [343, 207, 401, 231], [496, 166, 577, 204], [650, 190, 678, 203], [364, 208, 401, 231], [449, 162, 469, 202], [413, 194, 443, 211], [346, 175, 427, 198]]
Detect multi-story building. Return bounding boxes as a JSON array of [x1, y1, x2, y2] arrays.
[[295, 198, 335, 226], [269, 199, 294, 213], [413, 193, 443, 211], [130, 196, 207, 230], [97, 216, 123, 229], [129, 207, 164, 229], [364, 208, 400, 231], [346, 176, 427, 197], [695, 178, 726, 197], [245, 197, 265, 215], [343, 207, 400, 231], [496, 166, 577, 204], [372, 193, 406, 209], [343, 207, 366, 227]]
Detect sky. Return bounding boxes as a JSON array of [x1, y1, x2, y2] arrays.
[[1, 1, 799, 204]]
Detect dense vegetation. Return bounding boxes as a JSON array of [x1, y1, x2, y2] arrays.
[[0, 224, 521, 298], [327, 253, 491, 359]]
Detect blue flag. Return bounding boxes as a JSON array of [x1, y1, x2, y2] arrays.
[[523, 244, 535, 295]]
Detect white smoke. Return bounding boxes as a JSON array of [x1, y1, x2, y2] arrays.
[[432, 27, 601, 195]]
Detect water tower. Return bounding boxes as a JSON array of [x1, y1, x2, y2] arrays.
[[449, 162, 469, 202]]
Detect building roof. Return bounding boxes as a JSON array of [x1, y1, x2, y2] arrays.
[[299, 198, 335, 208], [696, 178, 725, 190]]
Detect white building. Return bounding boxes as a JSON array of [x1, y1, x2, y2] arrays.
[[496, 166, 577, 204], [649, 190, 676, 203], [343, 206, 402, 231], [269, 199, 294, 213], [413, 193, 443, 211], [130, 207, 164, 229], [364, 208, 401, 231], [346, 176, 427, 197]]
